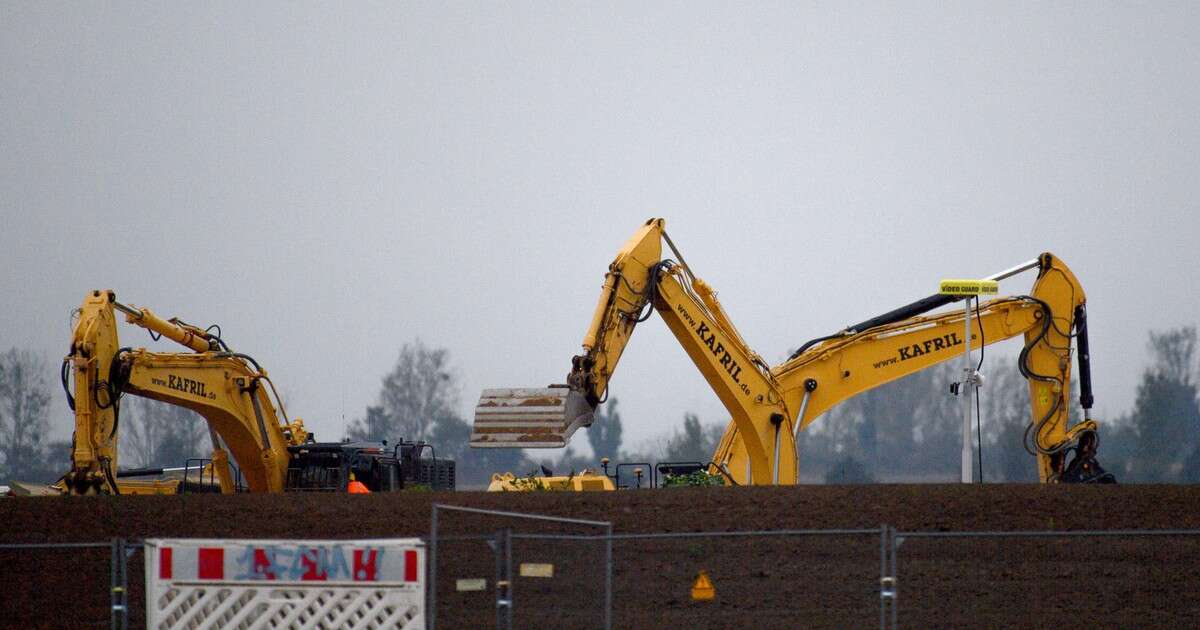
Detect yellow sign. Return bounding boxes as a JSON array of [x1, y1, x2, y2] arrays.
[[939, 279, 999, 296], [456, 578, 487, 592], [691, 570, 715, 601], [519, 563, 554, 578]]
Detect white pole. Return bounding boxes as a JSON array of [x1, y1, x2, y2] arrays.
[[961, 298, 973, 483]]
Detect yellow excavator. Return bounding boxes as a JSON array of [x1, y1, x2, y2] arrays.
[[471, 218, 1113, 485], [59, 290, 453, 495]]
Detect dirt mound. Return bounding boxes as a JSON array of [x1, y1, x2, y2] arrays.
[[2, 484, 1198, 628]]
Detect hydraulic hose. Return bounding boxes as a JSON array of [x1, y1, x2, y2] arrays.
[[1016, 298, 1069, 456], [61, 358, 75, 411]]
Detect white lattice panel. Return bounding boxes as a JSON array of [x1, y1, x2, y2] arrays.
[[145, 538, 424, 630]]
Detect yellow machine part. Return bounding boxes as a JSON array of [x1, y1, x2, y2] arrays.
[[115, 479, 183, 495], [487, 471, 615, 492], [111, 460, 226, 496], [473, 218, 1108, 486]]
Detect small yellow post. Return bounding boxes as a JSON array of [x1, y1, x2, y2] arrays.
[[691, 570, 715, 601]]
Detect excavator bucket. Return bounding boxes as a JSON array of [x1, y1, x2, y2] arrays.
[[470, 386, 594, 448]]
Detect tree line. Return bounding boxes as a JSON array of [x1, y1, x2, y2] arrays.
[[344, 329, 1200, 486], [0, 350, 65, 483], [1, 327, 1198, 487], [0, 347, 210, 484]]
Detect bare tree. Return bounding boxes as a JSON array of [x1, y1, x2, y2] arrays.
[[429, 414, 531, 487], [346, 340, 533, 488], [1124, 326, 1200, 482], [824, 454, 875, 484], [0, 349, 53, 481], [587, 398, 624, 460], [120, 397, 209, 469], [979, 362, 1041, 482], [662, 413, 724, 462], [347, 339, 459, 442], [818, 362, 961, 481]]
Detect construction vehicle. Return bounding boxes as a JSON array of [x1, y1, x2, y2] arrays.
[[471, 218, 1113, 485], [486, 471, 615, 492], [58, 290, 454, 495]]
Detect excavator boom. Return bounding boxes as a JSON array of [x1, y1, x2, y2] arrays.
[[743, 252, 1108, 483]]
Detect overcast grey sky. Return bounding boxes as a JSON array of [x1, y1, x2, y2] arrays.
[[3, 3, 1198, 456]]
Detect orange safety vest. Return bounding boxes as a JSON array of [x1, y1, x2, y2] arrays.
[[347, 480, 370, 494]]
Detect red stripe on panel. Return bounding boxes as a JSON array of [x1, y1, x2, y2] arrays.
[[405, 549, 418, 582], [159, 547, 172, 580], [197, 548, 224, 580]]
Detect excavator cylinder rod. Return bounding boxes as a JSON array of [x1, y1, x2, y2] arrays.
[[112, 300, 213, 352], [471, 387, 594, 448]]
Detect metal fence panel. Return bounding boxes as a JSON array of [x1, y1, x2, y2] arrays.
[[509, 534, 610, 628], [430, 504, 613, 630], [0, 542, 115, 628], [608, 530, 884, 630], [428, 533, 505, 629], [891, 530, 1200, 629], [14, 523, 1200, 629]]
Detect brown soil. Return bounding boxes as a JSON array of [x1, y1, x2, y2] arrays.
[[2, 484, 1199, 628]]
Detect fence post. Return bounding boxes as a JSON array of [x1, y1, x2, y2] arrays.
[[429, 504, 439, 630], [109, 537, 127, 630], [109, 538, 117, 630], [890, 528, 900, 630], [876, 526, 902, 630], [504, 528, 513, 630], [121, 540, 131, 629], [494, 529, 512, 630], [883, 525, 892, 628]]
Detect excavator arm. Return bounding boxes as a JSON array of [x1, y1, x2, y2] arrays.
[[63, 291, 124, 493], [60, 290, 304, 495], [115, 350, 295, 492], [712, 252, 1107, 483], [472, 218, 796, 484]]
